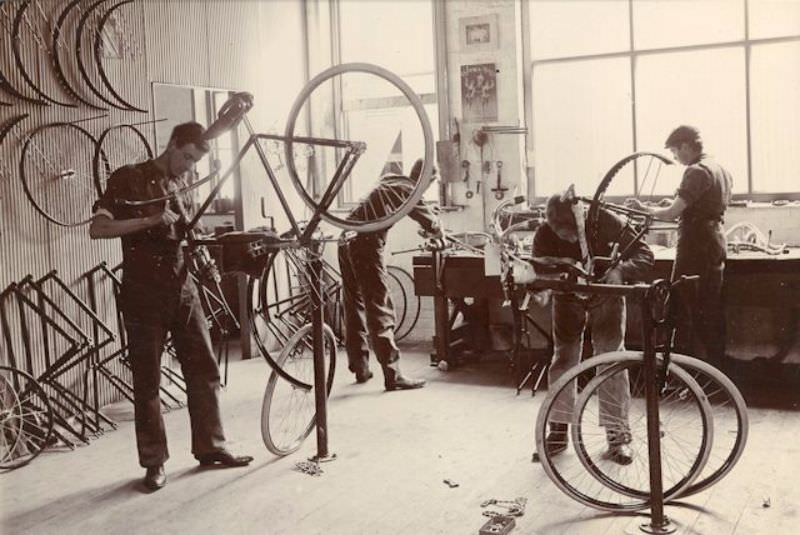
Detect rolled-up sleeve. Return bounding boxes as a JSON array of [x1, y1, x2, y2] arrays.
[[92, 167, 132, 220], [676, 166, 711, 206]]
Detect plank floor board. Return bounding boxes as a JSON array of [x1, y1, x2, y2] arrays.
[[2, 349, 798, 534]]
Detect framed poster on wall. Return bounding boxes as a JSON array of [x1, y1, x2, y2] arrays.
[[461, 63, 498, 123], [459, 14, 499, 51]]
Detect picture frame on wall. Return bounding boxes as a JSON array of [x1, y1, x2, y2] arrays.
[[459, 14, 499, 51], [461, 63, 498, 123]]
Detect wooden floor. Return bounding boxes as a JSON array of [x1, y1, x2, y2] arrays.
[[2, 347, 799, 535]]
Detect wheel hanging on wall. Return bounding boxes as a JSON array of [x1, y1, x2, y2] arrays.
[[19, 122, 109, 227], [52, 0, 109, 110], [93, 124, 154, 195], [91, 0, 147, 113], [10, 0, 77, 107]]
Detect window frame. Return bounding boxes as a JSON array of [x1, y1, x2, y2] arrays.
[[522, 0, 800, 202], [320, 0, 445, 209]]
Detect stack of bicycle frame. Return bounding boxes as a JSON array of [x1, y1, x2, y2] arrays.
[[0, 259, 238, 470]]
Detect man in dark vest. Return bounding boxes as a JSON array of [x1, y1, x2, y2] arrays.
[[90, 122, 252, 491]]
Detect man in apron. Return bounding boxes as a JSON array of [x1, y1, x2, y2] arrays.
[[627, 125, 733, 367]]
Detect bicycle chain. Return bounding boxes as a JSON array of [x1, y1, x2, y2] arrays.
[[480, 497, 527, 517], [293, 460, 324, 477]]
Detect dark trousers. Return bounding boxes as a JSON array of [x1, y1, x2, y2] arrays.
[[671, 222, 727, 364], [122, 278, 226, 467], [337, 237, 402, 380], [548, 294, 630, 429]]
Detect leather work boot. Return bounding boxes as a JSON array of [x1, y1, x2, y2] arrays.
[[385, 374, 426, 391], [532, 423, 568, 462], [355, 369, 374, 384], [143, 464, 166, 491], [383, 363, 426, 391], [603, 429, 634, 465], [197, 450, 254, 467]]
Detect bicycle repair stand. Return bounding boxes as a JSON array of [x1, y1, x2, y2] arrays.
[[308, 245, 336, 464], [525, 277, 678, 534]]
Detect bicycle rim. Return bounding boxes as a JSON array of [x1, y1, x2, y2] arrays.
[[261, 323, 336, 456], [571, 359, 712, 501], [670, 354, 748, 497], [283, 62, 434, 233], [534, 351, 710, 511], [0, 366, 54, 470]]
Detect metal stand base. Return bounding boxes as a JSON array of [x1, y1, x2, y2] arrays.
[[639, 516, 677, 534], [309, 452, 337, 463]]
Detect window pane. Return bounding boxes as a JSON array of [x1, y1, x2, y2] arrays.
[[633, 0, 744, 50], [749, 0, 800, 39], [750, 41, 800, 193], [339, 0, 435, 95], [532, 58, 633, 198], [635, 48, 748, 195], [343, 103, 439, 203], [529, 0, 629, 60], [337, 1, 438, 204]]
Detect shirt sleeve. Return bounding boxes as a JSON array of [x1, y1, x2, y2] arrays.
[[597, 209, 654, 281], [92, 166, 135, 220], [676, 165, 711, 206], [407, 200, 441, 233]]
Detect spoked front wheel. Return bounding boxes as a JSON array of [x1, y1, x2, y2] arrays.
[[570, 359, 713, 504], [261, 323, 337, 456], [284, 62, 435, 233], [534, 351, 713, 511]]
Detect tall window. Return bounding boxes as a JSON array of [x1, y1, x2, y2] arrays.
[[527, 0, 800, 200], [335, 0, 439, 204]]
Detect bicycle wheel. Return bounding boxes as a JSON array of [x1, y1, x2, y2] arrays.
[[283, 63, 434, 233], [387, 265, 421, 342], [668, 354, 748, 497], [261, 323, 337, 456], [386, 268, 408, 337], [249, 249, 342, 368], [586, 152, 672, 280], [533, 352, 712, 511], [570, 359, 712, 503], [19, 122, 104, 227], [0, 366, 54, 470], [93, 124, 153, 195]]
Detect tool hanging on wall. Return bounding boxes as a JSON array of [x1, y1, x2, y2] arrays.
[[492, 160, 507, 200], [462, 159, 473, 199], [480, 160, 491, 196]]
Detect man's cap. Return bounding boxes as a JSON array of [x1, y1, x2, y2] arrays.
[[664, 125, 701, 148]]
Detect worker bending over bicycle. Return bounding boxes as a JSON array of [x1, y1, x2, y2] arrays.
[[338, 158, 442, 391], [533, 187, 654, 465]]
